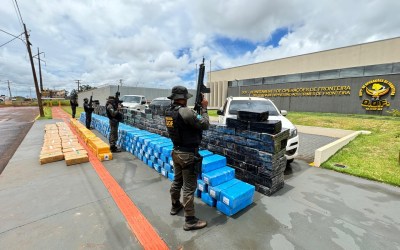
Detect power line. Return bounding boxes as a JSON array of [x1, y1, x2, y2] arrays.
[[12, 0, 24, 27], [0, 32, 24, 48]]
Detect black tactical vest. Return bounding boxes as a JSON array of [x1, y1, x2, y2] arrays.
[[165, 105, 202, 148]]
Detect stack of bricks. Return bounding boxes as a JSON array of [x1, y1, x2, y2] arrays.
[[39, 122, 89, 166], [95, 106, 289, 196], [70, 118, 113, 161]]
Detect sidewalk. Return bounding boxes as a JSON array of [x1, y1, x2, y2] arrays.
[[1, 109, 399, 250]]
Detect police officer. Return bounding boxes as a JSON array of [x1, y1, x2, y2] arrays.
[[70, 98, 78, 118], [106, 96, 122, 153], [83, 98, 94, 129], [165, 85, 209, 231]]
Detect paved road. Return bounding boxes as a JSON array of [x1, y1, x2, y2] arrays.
[[297, 133, 337, 163], [0, 107, 39, 174]]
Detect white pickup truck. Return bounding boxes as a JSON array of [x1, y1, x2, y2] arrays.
[[217, 96, 299, 164], [121, 95, 148, 111]]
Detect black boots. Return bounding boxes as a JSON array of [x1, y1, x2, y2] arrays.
[[170, 202, 183, 215], [183, 216, 207, 231], [110, 146, 121, 153]]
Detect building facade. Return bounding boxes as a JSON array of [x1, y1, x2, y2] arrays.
[[206, 37, 400, 115]]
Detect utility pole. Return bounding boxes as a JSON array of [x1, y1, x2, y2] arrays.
[[75, 80, 81, 92], [7, 80, 12, 98], [23, 23, 44, 117], [34, 48, 45, 92]]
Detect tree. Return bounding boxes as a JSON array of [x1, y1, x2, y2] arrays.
[[79, 84, 96, 92], [70, 89, 78, 99]]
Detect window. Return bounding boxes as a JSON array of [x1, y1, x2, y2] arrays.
[[264, 77, 274, 84], [339, 67, 363, 78], [364, 64, 393, 76], [301, 72, 319, 81], [228, 100, 280, 116], [243, 79, 255, 86], [319, 70, 340, 80], [274, 75, 286, 83], [286, 74, 301, 82], [254, 78, 263, 85], [393, 63, 400, 73]]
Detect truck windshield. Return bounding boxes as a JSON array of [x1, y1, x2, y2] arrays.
[[122, 96, 141, 103], [228, 100, 280, 116]]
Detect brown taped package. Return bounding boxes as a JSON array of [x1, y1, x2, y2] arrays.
[[40, 151, 64, 165], [64, 151, 89, 166]]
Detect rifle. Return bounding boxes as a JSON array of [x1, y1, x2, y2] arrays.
[[114, 85, 124, 121], [194, 58, 210, 114], [89, 93, 93, 109], [114, 85, 123, 107]]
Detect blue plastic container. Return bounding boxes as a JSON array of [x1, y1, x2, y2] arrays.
[[216, 196, 253, 216], [194, 188, 202, 198], [153, 163, 161, 173], [197, 179, 208, 193], [161, 168, 168, 177], [202, 166, 235, 187], [219, 181, 255, 209], [202, 154, 226, 173], [199, 150, 213, 158], [208, 179, 240, 201], [201, 192, 217, 207], [164, 163, 173, 173], [168, 172, 174, 182], [162, 145, 173, 156]]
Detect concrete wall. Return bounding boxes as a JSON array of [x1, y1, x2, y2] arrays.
[[77, 85, 196, 107], [226, 74, 400, 115]]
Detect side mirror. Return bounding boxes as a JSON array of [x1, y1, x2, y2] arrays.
[[217, 109, 223, 115], [281, 110, 288, 116], [141, 100, 146, 104]]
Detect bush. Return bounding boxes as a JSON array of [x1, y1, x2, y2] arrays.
[[386, 109, 400, 117]]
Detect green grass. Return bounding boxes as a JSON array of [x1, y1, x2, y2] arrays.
[[208, 109, 218, 117], [61, 106, 84, 118], [37, 107, 53, 119], [287, 112, 400, 186]]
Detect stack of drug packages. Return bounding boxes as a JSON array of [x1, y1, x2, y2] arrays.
[[40, 124, 64, 164], [39, 122, 89, 166], [57, 122, 89, 166], [70, 118, 112, 161], [81, 113, 255, 216], [197, 152, 255, 216]]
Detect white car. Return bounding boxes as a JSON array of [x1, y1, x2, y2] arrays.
[[217, 96, 299, 164], [121, 95, 148, 111]]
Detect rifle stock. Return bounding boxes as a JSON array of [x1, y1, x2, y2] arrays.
[[194, 58, 210, 114]]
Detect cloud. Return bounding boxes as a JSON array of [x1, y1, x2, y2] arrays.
[[1, 0, 399, 97]]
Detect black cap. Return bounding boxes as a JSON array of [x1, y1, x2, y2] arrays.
[[167, 85, 193, 100]]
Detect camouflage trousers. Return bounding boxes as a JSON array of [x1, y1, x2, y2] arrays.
[[170, 150, 198, 217], [85, 112, 92, 129], [109, 120, 119, 148]]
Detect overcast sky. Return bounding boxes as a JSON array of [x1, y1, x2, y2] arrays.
[[1, 0, 400, 97]]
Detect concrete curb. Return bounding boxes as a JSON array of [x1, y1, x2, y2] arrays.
[[313, 130, 371, 167]]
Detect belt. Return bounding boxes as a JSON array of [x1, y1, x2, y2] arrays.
[[173, 146, 198, 153]]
